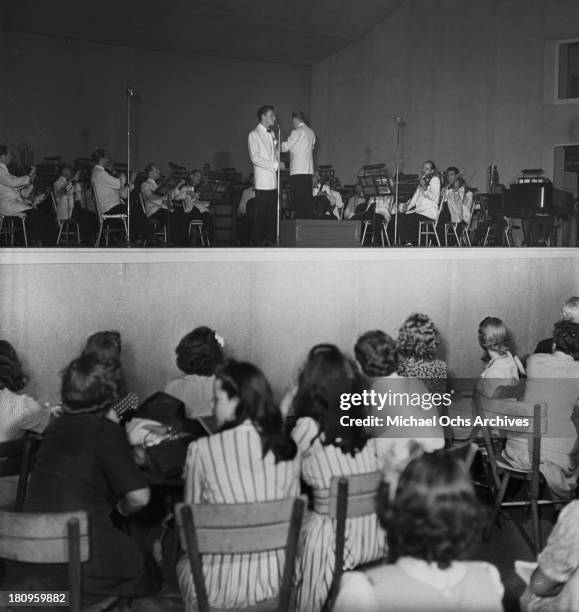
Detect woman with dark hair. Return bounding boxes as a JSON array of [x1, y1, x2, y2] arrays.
[[177, 359, 299, 610], [334, 451, 504, 611], [0, 340, 51, 505], [165, 326, 225, 418], [502, 319, 579, 500], [355, 331, 444, 494], [291, 344, 387, 612], [397, 313, 448, 393], [4, 353, 160, 602]]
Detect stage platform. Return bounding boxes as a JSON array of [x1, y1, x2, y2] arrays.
[[280, 219, 361, 247], [1, 247, 578, 408]]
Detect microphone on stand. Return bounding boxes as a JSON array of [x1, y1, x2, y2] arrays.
[[394, 115, 405, 126], [126, 87, 135, 98]]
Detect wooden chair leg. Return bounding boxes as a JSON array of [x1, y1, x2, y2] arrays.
[[21, 217, 28, 247], [484, 471, 510, 541], [530, 498, 541, 554]]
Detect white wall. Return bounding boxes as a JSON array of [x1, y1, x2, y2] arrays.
[[311, 0, 579, 189], [1, 249, 577, 405], [0, 31, 311, 175]]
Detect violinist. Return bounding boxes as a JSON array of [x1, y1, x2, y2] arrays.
[[0, 145, 56, 246], [91, 149, 129, 215], [173, 169, 213, 242], [398, 160, 441, 245]]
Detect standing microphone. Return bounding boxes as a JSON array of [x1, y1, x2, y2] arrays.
[[126, 87, 135, 98], [394, 115, 404, 126]]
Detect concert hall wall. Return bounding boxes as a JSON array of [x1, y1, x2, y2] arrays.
[[0, 30, 310, 173], [1, 250, 576, 405], [311, 0, 579, 189]]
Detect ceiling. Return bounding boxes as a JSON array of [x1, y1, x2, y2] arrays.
[[0, 0, 405, 65]]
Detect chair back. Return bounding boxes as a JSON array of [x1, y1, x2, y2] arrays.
[[473, 393, 546, 495], [138, 192, 147, 216], [176, 498, 305, 612], [0, 436, 41, 511], [0, 510, 89, 612], [91, 183, 104, 222], [324, 472, 383, 611]]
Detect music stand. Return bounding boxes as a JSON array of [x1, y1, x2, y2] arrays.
[[358, 165, 393, 244]]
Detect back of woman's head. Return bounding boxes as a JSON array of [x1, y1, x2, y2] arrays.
[[355, 330, 398, 377], [379, 450, 482, 569], [0, 340, 27, 392], [478, 317, 510, 356], [61, 353, 125, 415], [176, 326, 224, 376], [553, 320, 579, 359], [293, 344, 368, 456], [83, 331, 122, 361], [216, 360, 296, 463], [398, 313, 440, 361]]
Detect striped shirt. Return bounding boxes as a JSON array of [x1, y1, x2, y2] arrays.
[[0, 388, 50, 506], [176, 421, 301, 610], [292, 417, 388, 612]]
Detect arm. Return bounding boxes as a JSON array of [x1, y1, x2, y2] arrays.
[[423, 176, 441, 202], [281, 129, 299, 153], [95, 169, 122, 190], [117, 487, 151, 515], [0, 168, 31, 190], [184, 440, 204, 503], [530, 567, 565, 598], [248, 132, 277, 171]]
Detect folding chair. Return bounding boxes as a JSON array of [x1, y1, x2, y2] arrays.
[[324, 472, 384, 611], [418, 195, 443, 246], [482, 217, 517, 247], [444, 191, 475, 247], [188, 220, 210, 247], [0, 214, 28, 247], [176, 497, 305, 612], [0, 436, 41, 512], [473, 393, 562, 554], [92, 184, 128, 247], [51, 191, 80, 246], [138, 193, 167, 244]]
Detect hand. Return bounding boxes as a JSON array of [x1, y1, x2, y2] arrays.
[[279, 161, 285, 170]]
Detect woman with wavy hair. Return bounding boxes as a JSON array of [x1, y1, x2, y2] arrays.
[[4, 353, 160, 603], [0, 340, 51, 505], [165, 326, 225, 418], [397, 313, 448, 394], [177, 359, 299, 610], [502, 319, 579, 500], [291, 343, 388, 612], [334, 451, 504, 611]]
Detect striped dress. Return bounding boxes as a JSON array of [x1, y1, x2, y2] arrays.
[[176, 420, 301, 610], [292, 417, 387, 612]]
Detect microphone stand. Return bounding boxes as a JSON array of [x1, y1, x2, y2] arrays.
[[276, 124, 281, 246], [126, 87, 134, 244], [393, 116, 403, 245]]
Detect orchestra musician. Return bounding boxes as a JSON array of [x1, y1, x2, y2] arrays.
[[173, 169, 214, 244], [436, 167, 473, 243], [0, 145, 56, 246], [53, 163, 98, 244], [398, 160, 441, 245], [311, 170, 343, 219], [91, 149, 131, 215], [248, 105, 281, 246], [281, 110, 316, 219]]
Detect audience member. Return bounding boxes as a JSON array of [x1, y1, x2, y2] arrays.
[[535, 297, 579, 354], [397, 313, 448, 393], [165, 327, 225, 419], [291, 344, 387, 612], [334, 451, 504, 611], [177, 360, 299, 610]]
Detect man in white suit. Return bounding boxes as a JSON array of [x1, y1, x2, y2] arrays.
[[248, 105, 280, 245], [282, 110, 316, 219]]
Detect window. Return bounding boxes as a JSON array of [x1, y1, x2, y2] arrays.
[[556, 39, 579, 102]]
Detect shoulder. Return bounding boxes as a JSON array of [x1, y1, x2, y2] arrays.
[[555, 499, 579, 527], [292, 416, 319, 450], [463, 562, 504, 596], [334, 571, 377, 612]]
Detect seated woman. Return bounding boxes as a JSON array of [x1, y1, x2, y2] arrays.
[[82, 330, 138, 425], [477, 317, 525, 399], [3, 354, 160, 602], [312, 171, 344, 219], [0, 340, 51, 506], [397, 313, 448, 394], [176, 359, 299, 610], [355, 330, 444, 491], [165, 326, 225, 419], [291, 344, 388, 612], [522, 500, 579, 611], [502, 320, 579, 500], [334, 451, 504, 612]]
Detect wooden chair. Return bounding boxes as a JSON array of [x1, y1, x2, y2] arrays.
[[91, 184, 129, 247], [0, 436, 41, 512], [0, 510, 89, 612], [473, 393, 561, 554], [50, 190, 81, 246], [417, 195, 443, 246], [176, 497, 305, 612], [324, 472, 383, 611]]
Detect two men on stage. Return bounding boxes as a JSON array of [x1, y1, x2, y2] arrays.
[[248, 106, 315, 245]]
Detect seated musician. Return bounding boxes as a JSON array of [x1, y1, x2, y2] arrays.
[[398, 160, 440, 245], [0, 145, 55, 246], [174, 169, 213, 242], [140, 163, 174, 227], [91, 149, 128, 215], [436, 166, 459, 232], [54, 164, 97, 244], [343, 184, 366, 219], [437, 171, 473, 243], [312, 170, 343, 219]]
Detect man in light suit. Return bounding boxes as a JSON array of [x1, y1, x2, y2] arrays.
[[282, 110, 316, 219], [248, 105, 280, 245]]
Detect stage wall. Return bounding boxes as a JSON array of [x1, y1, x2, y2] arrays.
[[1, 248, 578, 405]]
